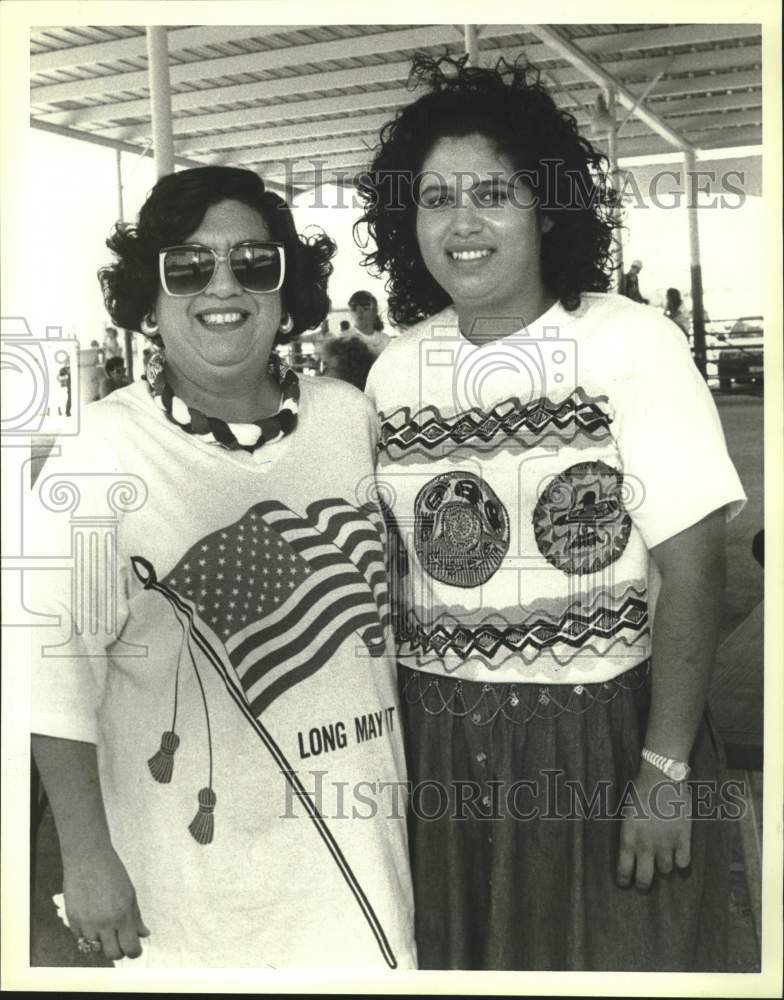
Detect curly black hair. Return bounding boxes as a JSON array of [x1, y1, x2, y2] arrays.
[[355, 54, 619, 327], [99, 166, 336, 343]]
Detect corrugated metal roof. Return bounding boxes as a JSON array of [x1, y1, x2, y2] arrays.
[[30, 22, 762, 190]]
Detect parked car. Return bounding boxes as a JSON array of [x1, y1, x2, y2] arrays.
[[704, 318, 764, 391]]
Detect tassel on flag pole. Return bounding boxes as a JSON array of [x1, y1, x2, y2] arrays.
[[188, 787, 217, 845], [148, 729, 180, 783]]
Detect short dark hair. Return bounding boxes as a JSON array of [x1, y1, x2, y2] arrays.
[[348, 290, 378, 310], [355, 54, 618, 327], [105, 356, 125, 376], [99, 166, 336, 344]]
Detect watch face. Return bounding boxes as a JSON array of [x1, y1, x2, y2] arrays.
[[668, 761, 690, 782]]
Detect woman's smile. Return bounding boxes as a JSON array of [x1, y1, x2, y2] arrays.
[[416, 132, 554, 333], [194, 307, 251, 331], [446, 247, 495, 264]]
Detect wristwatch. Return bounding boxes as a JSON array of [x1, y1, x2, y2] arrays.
[[641, 747, 691, 782]]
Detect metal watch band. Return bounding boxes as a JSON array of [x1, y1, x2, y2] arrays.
[[641, 747, 689, 778]]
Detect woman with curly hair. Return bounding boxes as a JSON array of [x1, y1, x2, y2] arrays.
[[358, 56, 745, 971], [30, 166, 415, 969]]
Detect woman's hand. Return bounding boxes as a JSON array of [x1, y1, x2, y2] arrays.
[[32, 735, 150, 961], [614, 511, 725, 891], [616, 760, 692, 890], [63, 845, 150, 961]]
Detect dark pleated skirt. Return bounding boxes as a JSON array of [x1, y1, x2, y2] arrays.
[[399, 660, 730, 971]]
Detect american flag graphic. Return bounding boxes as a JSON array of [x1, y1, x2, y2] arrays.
[[161, 498, 390, 715], [131, 495, 399, 968]]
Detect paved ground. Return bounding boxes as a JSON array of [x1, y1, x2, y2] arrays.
[[28, 388, 765, 971]]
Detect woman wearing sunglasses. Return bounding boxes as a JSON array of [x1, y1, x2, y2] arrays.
[[30, 166, 416, 969]]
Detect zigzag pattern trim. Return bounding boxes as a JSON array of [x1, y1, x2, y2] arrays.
[[399, 596, 648, 661], [379, 389, 611, 457]]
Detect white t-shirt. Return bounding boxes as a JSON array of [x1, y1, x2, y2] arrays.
[[29, 377, 416, 969], [365, 293, 746, 687]]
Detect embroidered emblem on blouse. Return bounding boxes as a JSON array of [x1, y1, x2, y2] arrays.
[[413, 470, 510, 588], [532, 460, 632, 575]]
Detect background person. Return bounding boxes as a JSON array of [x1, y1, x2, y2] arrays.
[[103, 325, 123, 359], [620, 259, 649, 303], [51, 362, 72, 417], [98, 356, 131, 398], [320, 335, 376, 391], [30, 165, 415, 970], [664, 287, 690, 339], [342, 290, 391, 356], [356, 54, 745, 972]]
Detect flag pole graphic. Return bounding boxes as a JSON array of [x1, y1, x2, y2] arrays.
[[131, 555, 397, 969]]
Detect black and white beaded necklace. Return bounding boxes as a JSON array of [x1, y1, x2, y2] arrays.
[[144, 350, 299, 462]]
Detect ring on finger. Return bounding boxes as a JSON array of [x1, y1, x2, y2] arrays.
[[76, 936, 102, 954]]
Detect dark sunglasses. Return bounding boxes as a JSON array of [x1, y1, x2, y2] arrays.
[[158, 241, 286, 297]]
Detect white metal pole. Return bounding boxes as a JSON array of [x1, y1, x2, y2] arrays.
[[604, 87, 624, 293], [146, 26, 175, 178], [115, 148, 124, 222], [685, 148, 707, 378], [464, 25, 479, 65]]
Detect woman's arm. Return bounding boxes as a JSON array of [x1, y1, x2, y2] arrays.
[[32, 734, 149, 960], [616, 508, 726, 890]]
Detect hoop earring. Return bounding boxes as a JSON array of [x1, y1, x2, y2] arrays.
[[141, 313, 159, 336], [279, 312, 294, 335]]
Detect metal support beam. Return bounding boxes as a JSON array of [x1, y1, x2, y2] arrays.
[[526, 24, 694, 153], [28, 121, 294, 199], [464, 25, 479, 64], [180, 115, 391, 159], [685, 149, 707, 378], [616, 63, 670, 137], [227, 134, 374, 168], [29, 118, 205, 167], [145, 27, 174, 178]]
